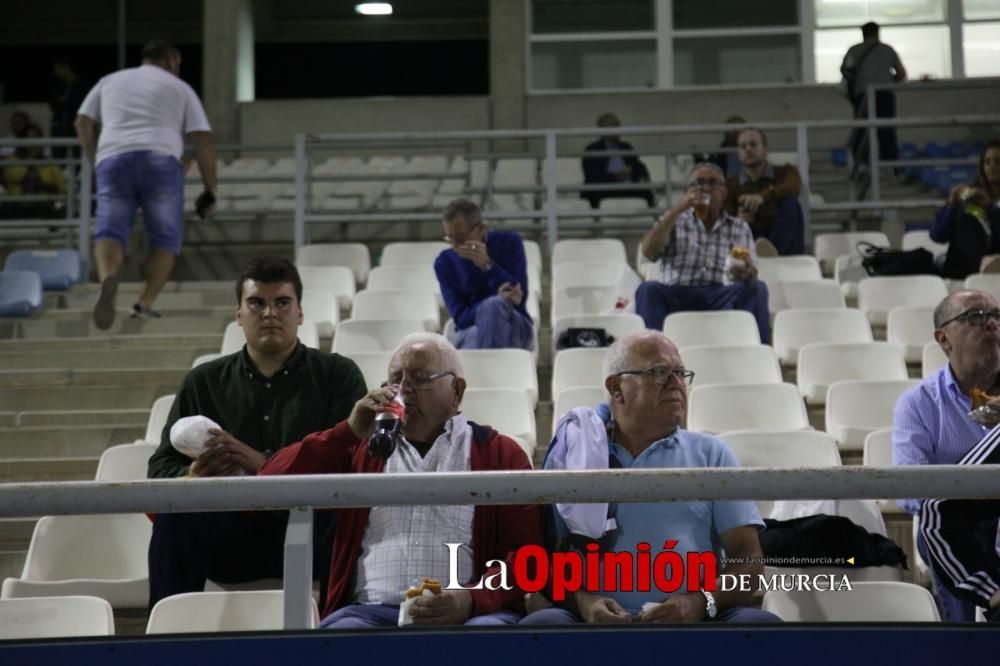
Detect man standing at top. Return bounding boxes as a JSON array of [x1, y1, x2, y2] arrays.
[[841, 22, 907, 178], [724, 127, 805, 256], [75, 39, 217, 329], [434, 198, 534, 350]]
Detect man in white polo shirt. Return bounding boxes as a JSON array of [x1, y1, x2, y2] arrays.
[[75, 39, 217, 329]]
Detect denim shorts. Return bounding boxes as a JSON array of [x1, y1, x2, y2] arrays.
[[95, 151, 184, 254]]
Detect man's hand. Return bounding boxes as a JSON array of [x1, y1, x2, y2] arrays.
[[195, 191, 216, 219], [190, 440, 242, 477], [498, 282, 524, 306], [614, 165, 633, 182], [189, 429, 266, 475], [409, 589, 473, 625], [738, 193, 765, 213], [674, 190, 701, 215], [947, 184, 968, 207], [729, 261, 757, 283], [639, 593, 706, 624], [577, 592, 631, 624], [454, 241, 492, 270], [347, 385, 399, 440]]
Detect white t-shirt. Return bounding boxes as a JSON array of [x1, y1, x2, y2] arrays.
[[77, 64, 211, 165]]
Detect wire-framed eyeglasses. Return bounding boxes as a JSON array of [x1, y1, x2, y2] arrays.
[[382, 371, 455, 391], [616, 365, 695, 386]]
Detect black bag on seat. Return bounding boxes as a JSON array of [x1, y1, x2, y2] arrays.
[[857, 241, 939, 277]]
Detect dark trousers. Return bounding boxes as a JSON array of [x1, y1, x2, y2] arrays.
[[920, 424, 1000, 613], [850, 91, 900, 166], [635, 280, 771, 344], [148, 509, 336, 610], [754, 197, 805, 256]]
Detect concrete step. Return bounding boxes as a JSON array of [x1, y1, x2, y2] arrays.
[[0, 409, 149, 428], [1, 314, 232, 340], [0, 348, 216, 371], [0, 518, 37, 551], [0, 386, 173, 412], [47, 289, 236, 310], [0, 550, 27, 580], [0, 368, 189, 389], [0, 456, 98, 482], [0, 425, 146, 458], [37, 306, 235, 322], [68, 280, 234, 295], [0, 333, 222, 353]]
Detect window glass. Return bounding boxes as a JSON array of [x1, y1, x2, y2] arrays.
[[814, 25, 950, 83], [673, 35, 801, 86], [814, 0, 946, 28], [964, 0, 1000, 20], [673, 0, 797, 30], [531, 0, 654, 34], [531, 40, 657, 89], [963, 22, 1000, 77]]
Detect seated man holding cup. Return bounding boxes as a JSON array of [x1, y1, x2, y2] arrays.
[[635, 162, 770, 343]]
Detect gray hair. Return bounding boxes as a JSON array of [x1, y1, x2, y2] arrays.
[[687, 162, 725, 184], [393, 332, 465, 378], [442, 197, 482, 227]]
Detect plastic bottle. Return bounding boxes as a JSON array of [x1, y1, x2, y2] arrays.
[[368, 393, 405, 459]]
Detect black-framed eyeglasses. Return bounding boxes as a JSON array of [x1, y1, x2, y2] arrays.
[[686, 178, 724, 190], [616, 365, 695, 386], [382, 371, 456, 391], [939, 308, 1000, 329]]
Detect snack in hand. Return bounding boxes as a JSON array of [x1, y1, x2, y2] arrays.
[[398, 578, 443, 626], [971, 388, 999, 410], [730, 246, 752, 262]]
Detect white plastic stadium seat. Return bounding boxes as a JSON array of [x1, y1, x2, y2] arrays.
[[965, 273, 1000, 301], [367, 266, 443, 306], [552, 348, 609, 402], [796, 342, 908, 405], [767, 280, 845, 318], [551, 262, 630, 300], [833, 254, 870, 300], [921, 342, 948, 378], [380, 242, 450, 267], [461, 388, 536, 454], [902, 230, 948, 256], [813, 231, 890, 276], [863, 428, 895, 511], [297, 266, 356, 310], [348, 351, 393, 390], [146, 591, 318, 633], [756, 255, 822, 283], [1, 514, 152, 608], [351, 290, 440, 332], [857, 276, 949, 327], [663, 311, 760, 348], [825, 379, 920, 451], [331, 319, 424, 354], [523, 240, 543, 270], [687, 383, 809, 434], [886, 306, 935, 363], [221, 320, 319, 355], [551, 313, 645, 356], [551, 286, 618, 320], [296, 243, 371, 285], [762, 581, 940, 622], [95, 443, 158, 482], [551, 239, 627, 267], [552, 386, 607, 435], [772, 309, 873, 366], [300, 288, 340, 337], [145, 394, 176, 443], [680, 345, 782, 388], [0, 596, 115, 638], [192, 353, 222, 368], [458, 349, 538, 406]]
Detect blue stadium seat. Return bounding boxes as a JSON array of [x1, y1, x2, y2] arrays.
[[830, 148, 848, 168], [0, 271, 43, 316], [3, 249, 80, 290]]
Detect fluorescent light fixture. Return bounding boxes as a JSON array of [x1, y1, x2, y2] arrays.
[[355, 3, 392, 15]]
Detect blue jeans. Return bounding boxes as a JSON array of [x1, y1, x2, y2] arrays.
[[453, 296, 534, 350], [320, 603, 522, 628], [635, 280, 771, 344], [519, 606, 780, 625], [95, 151, 185, 254]]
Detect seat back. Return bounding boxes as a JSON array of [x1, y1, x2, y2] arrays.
[[300, 288, 339, 337], [687, 383, 809, 434], [3, 249, 80, 290], [367, 266, 442, 305], [551, 286, 618, 320], [348, 351, 393, 389], [331, 319, 425, 353], [192, 353, 222, 368], [523, 240, 543, 271], [857, 276, 949, 326], [147, 591, 318, 633], [351, 290, 440, 332], [796, 342, 908, 405], [95, 443, 158, 482], [0, 596, 115, 638], [922, 342, 948, 378], [0, 270, 43, 317], [297, 266, 356, 309], [756, 255, 822, 283], [19, 514, 152, 582], [680, 345, 782, 388], [886, 306, 935, 363], [380, 242, 450, 267], [663, 311, 761, 348], [551, 313, 644, 355], [965, 273, 1000, 301], [825, 379, 920, 451], [767, 279, 845, 317], [145, 394, 176, 443], [552, 239, 627, 267], [552, 386, 607, 436], [762, 581, 940, 622], [813, 232, 890, 275], [902, 230, 948, 255], [221, 320, 319, 355], [296, 243, 371, 284], [461, 388, 536, 453], [551, 262, 628, 297], [863, 428, 896, 510], [458, 349, 538, 405], [552, 348, 609, 400], [772, 309, 873, 366]]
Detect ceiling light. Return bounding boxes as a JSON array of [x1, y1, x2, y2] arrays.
[[355, 3, 392, 15]]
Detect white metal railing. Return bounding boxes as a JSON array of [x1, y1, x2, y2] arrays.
[[3, 466, 1000, 629]]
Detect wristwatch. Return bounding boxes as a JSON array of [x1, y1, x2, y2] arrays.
[[700, 589, 717, 619]]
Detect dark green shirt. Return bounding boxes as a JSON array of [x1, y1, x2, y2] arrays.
[[148, 343, 367, 478]]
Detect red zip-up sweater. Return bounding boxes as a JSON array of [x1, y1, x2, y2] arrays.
[[259, 419, 543, 619]]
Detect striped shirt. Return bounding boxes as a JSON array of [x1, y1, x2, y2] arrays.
[[893, 363, 994, 514], [653, 210, 757, 286], [353, 415, 475, 605]]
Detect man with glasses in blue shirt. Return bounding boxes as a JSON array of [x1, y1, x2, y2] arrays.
[[636, 163, 770, 343], [894, 289, 1000, 621], [522, 331, 778, 625]]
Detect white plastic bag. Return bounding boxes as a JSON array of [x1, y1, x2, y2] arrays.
[[609, 265, 643, 314], [169, 415, 221, 459]]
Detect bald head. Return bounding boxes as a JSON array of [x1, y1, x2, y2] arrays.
[[934, 290, 998, 329]]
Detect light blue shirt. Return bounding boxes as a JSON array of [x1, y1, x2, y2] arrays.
[[893, 363, 993, 515], [560, 427, 763, 614]]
